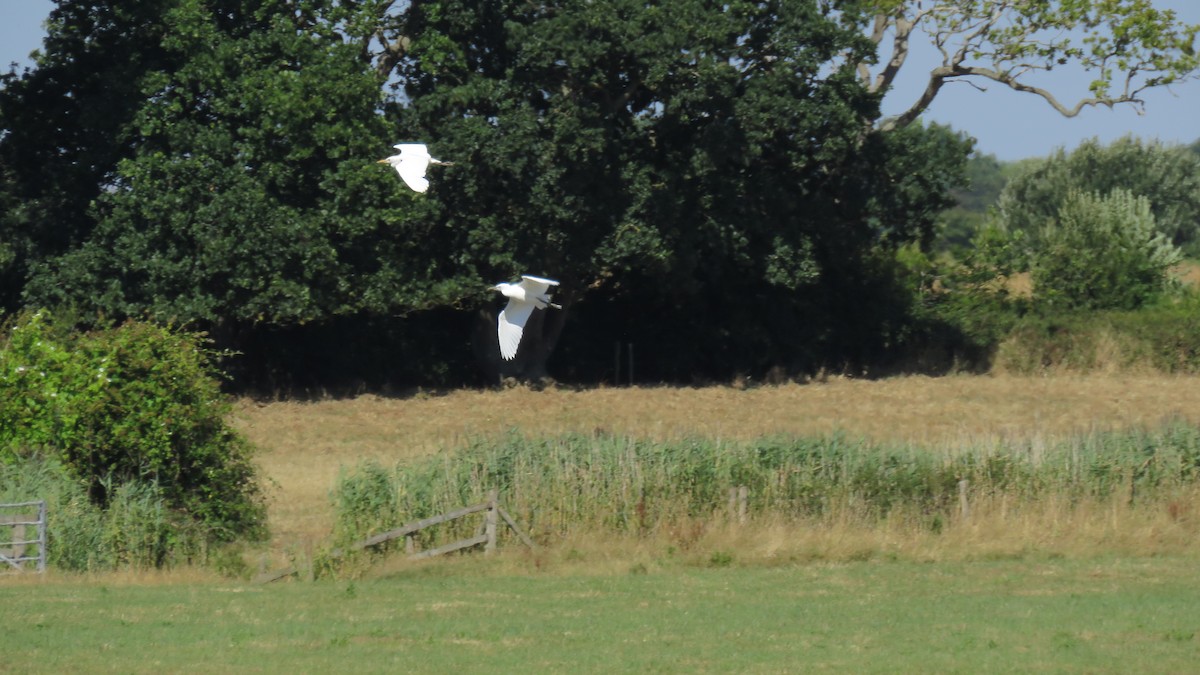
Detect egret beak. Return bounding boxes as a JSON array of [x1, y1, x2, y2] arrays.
[[376, 159, 390, 164]]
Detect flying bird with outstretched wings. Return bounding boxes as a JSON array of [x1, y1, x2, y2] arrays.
[[377, 143, 453, 193], [490, 275, 561, 360]]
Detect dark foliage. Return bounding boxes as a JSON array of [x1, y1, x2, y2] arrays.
[[2, 1, 973, 389]]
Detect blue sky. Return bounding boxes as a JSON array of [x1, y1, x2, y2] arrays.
[[2, 0, 1197, 161]]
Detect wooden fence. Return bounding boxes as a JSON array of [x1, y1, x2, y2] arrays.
[[256, 490, 533, 583], [0, 501, 47, 574]]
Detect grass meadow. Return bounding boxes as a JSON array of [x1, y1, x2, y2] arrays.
[[6, 374, 1200, 672], [5, 556, 1200, 673]]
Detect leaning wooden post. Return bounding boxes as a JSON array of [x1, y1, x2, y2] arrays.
[[737, 486, 749, 525], [957, 479, 970, 523], [484, 490, 499, 555]]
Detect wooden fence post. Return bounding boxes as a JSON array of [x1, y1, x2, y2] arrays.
[[484, 490, 499, 555], [37, 500, 46, 573], [728, 487, 749, 524], [738, 486, 749, 524], [958, 479, 970, 523], [11, 523, 25, 562], [257, 493, 536, 583]]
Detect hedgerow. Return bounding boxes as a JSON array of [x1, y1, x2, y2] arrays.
[[0, 310, 265, 550]]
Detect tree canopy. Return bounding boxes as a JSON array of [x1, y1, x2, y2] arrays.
[[934, 151, 1011, 251], [8, 0, 1193, 386], [14, 1, 410, 327], [0, 0, 184, 309], [996, 136, 1200, 252], [384, 0, 972, 379]]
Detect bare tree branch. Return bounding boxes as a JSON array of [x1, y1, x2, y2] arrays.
[[375, 32, 410, 79], [861, 0, 1200, 132], [859, 13, 891, 86]]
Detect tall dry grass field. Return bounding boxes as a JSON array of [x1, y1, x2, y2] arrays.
[[233, 374, 1200, 564]]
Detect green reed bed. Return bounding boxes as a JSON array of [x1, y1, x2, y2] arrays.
[[332, 422, 1200, 548]]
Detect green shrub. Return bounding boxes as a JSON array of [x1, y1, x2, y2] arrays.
[[1029, 189, 1180, 311], [901, 240, 1029, 371], [935, 189, 1191, 372], [1110, 294, 1200, 372], [0, 310, 265, 543], [996, 136, 1200, 252], [994, 293, 1200, 374]]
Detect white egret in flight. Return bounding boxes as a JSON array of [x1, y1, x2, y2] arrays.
[[377, 143, 453, 193], [491, 275, 561, 360]]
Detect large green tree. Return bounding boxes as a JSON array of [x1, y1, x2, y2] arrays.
[[2, 0, 479, 389], [18, 1, 414, 329], [0, 0, 182, 309], [25, 1, 1196, 384], [382, 0, 971, 380]]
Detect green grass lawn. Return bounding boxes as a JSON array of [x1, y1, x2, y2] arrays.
[[5, 556, 1200, 673]]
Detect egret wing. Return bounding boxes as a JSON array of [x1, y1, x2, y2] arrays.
[[518, 275, 560, 297], [497, 300, 537, 360], [393, 143, 431, 159], [385, 144, 433, 192], [396, 161, 430, 192]]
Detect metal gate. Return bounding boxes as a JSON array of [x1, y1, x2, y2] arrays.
[[0, 501, 46, 574]]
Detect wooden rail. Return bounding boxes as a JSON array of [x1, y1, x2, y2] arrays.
[[256, 491, 533, 583]]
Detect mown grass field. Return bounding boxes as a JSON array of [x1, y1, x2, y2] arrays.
[[5, 556, 1200, 673]]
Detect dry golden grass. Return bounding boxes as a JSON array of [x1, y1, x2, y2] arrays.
[[1173, 259, 1200, 287], [658, 492, 1193, 564], [343, 485, 1200, 580], [1004, 271, 1034, 297], [234, 374, 1200, 559]]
